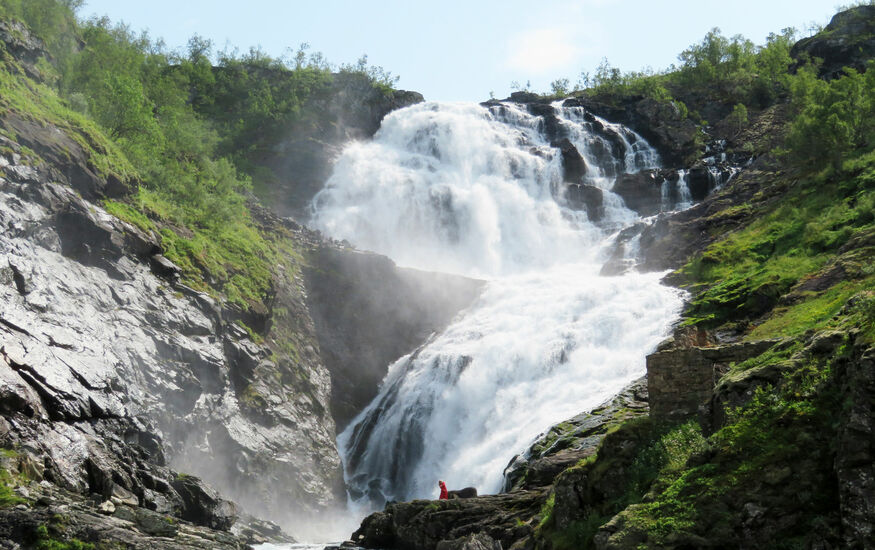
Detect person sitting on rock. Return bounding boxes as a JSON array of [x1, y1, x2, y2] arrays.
[[438, 480, 448, 500]]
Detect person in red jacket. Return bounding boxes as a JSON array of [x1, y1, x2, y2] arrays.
[[438, 480, 448, 500]]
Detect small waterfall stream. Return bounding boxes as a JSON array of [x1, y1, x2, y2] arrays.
[[310, 101, 687, 513]]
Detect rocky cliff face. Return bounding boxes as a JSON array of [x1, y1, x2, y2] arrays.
[[0, 20, 468, 546], [791, 5, 875, 79], [303, 247, 483, 431], [0, 112, 344, 532]]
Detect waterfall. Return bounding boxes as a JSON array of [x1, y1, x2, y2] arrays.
[[311, 101, 686, 508]]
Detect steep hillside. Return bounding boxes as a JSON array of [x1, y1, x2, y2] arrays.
[[0, 3, 469, 547]]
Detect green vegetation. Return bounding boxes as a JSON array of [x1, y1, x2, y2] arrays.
[[0, 0, 398, 318], [676, 150, 875, 333], [34, 525, 95, 550], [0, 466, 24, 507], [608, 339, 846, 547], [540, 419, 707, 550], [537, 492, 555, 530], [674, 64, 875, 333], [0, 448, 25, 508], [557, 25, 799, 126], [786, 63, 875, 170], [536, 10, 874, 548]]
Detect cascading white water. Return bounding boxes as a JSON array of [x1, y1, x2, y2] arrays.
[[311, 101, 686, 509]]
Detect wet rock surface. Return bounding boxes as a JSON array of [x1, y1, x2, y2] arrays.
[[303, 246, 484, 431], [565, 183, 604, 221], [503, 377, 649, 492], [552, 137, 587, 184], [563, 96, 701, 167]]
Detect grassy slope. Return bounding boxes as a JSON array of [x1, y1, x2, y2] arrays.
[[540, 166, 874, 548], [537, 13, 875, 549]]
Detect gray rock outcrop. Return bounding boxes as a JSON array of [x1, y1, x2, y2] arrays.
[[303, 247, 483, 430], [0, 135, 345, 528], [791, 5, 875, 79]]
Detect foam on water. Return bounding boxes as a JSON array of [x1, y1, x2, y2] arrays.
[[310, 100, 685, 514]]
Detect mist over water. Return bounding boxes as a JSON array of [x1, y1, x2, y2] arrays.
[[311, 101, 686, 512]]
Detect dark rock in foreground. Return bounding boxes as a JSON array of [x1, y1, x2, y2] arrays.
[[352, 490, 547, 550], [503, 377, 649, 493]]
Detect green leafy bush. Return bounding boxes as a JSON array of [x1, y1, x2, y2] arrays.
[[786, 63, 875, 170]]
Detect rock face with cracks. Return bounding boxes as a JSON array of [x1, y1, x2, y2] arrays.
[[0, 21, 466, 544], [0, 130, 343, 532]]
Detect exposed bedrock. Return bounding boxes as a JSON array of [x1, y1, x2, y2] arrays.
[[351, 490, 547, 550], [791, 5, 875, 80], [562, 96, 701, 167], [0, 115, 342, 537], [552, 137, 587, 184], [303, 246, 484, 431], [611, 170, 665, 217], [565, 183, 604, 222], [503, 377, 650, 493]]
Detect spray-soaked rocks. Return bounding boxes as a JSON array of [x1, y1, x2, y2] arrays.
[[565, 184, 604, 221], [502, 377, 649, 492], [552, 137, 587, 184], [564, 96, 701, 167], [611, 169, 693, 217]]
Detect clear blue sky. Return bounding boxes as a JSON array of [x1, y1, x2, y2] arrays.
[[81, 0, 842, 101]]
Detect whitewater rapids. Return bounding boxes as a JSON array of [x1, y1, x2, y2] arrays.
[[310, 101, 686, 510]]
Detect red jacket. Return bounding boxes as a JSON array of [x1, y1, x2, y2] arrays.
[[439, 481, 448, 500]]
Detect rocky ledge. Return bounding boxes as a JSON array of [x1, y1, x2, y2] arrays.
[[351, 490, 547, 550], [503, 378, 649, 493]]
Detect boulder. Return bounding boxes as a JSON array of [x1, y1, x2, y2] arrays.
[[551, 138, 587, 184], [687, 165, 714, 201], [232, 514, 297, 546], [503, 378, 649, 492], [527, 103, 564, 142], [436, 533, 503, 550], [612, 170, 665, 217], [566, 184, 604, 221], [352, 491, 546, 550], [509, 91, 541, 103], [170, 474, 238, 531], [148, 254, 181, 281]]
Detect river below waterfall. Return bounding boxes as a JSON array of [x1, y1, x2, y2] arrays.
[[290, 100, 688, 543]]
